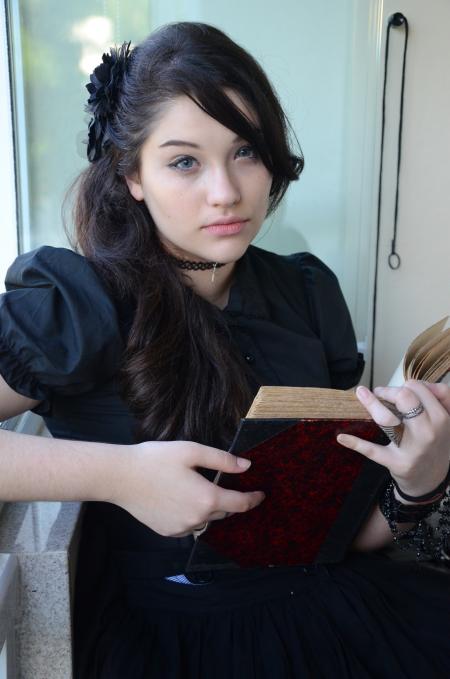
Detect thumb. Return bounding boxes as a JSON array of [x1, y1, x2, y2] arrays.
[[192, 444, 252, 474]]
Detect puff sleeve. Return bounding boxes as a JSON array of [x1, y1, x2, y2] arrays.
[[0, 246, 124, 412], [291, 253, 364, 389]]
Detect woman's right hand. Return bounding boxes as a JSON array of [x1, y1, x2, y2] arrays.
[[110, 440, 265, 537], [337, 380, 450, 500], [424, 381, 450, 414]]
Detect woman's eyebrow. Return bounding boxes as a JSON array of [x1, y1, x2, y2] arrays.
[[159, 139, 200, 149], [159, 135, 242, 149]]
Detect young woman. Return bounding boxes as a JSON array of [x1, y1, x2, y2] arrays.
[[0, 22, 449, 679]]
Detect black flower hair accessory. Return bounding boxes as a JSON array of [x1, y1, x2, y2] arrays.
[[85, 41, 131, 162]]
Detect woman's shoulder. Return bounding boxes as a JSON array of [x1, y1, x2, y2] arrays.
[[0, 246, 124, 405], [6, 245, 101, 288], [5, 244, 121, 328], [245, 245, 338, 287], [246, 244, 331, 268], [245, 245, 363, 388]]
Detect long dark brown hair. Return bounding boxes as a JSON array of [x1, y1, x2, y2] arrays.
[[72, 22, 303, 446]]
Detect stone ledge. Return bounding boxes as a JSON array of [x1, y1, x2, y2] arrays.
[[0, 554, 19, 678], [0, 502, 83, 679]]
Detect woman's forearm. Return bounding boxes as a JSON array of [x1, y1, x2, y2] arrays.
[[352, 504, 393, 551], [352, 501, 421, 552], [0, 429, 264, 536], [0, 428, 125, 503]]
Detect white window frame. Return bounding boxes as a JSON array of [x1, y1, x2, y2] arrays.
[[0, 0, 19, 288], [0, 2, 43, 441]]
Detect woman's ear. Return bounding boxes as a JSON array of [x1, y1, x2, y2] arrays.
[[125, 174, 145, 201]]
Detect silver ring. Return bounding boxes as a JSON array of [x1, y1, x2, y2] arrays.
[[401, 403, 425, 419]]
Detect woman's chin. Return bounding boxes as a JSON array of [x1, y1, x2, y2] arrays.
[[158, 225, 259, 264], [204, 236, 256, 265]]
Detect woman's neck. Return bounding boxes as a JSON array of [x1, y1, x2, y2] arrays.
[[183, 262, 236, 309]]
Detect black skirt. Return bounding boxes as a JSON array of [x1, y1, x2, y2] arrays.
[[86, 553, 450, 679]]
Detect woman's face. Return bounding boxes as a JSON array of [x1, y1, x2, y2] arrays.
[[126, 92, 272, 264]]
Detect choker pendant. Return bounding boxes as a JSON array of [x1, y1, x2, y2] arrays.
[[211, 263, 218, 283]]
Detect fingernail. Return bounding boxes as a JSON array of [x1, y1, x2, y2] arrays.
[[237, 457, 251, 469], [356, 385, 370, 402]]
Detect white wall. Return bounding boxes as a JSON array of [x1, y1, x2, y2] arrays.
[[373, 0, 450, 385]]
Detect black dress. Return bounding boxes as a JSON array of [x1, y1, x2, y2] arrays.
[[1, 245, 449, 679]]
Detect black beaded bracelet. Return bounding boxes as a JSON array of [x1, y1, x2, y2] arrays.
[[391, 464, 450, 503], [379, 480, 450, 561], [379, 482, 440, 524]]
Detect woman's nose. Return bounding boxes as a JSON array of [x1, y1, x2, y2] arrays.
[[205, 167, 241, 207]]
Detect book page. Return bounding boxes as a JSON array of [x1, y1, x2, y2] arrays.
[[389, 316, 449, 386], [404, 316, 449, 370], [246, 387, 370, 419]]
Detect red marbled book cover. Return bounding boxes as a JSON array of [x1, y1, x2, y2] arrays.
[[188, 418, 388, 571]]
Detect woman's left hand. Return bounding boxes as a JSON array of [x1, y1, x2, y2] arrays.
[[337, 380, 450, 498]]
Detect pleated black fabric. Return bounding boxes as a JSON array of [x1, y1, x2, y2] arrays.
[[94, 554, 450, 679]]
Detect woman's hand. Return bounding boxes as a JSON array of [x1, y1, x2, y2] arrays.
[[424, 381, 450, 414], [109, 440, 265, 537], [337, 380, 450, 499]]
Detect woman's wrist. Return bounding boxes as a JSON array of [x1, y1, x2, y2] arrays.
[[379, 481, 441, 525], [390, 463, 450, 505], [97, 441, 139, 505]]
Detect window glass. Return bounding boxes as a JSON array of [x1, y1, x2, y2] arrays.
[[9, 0, 151, 251]]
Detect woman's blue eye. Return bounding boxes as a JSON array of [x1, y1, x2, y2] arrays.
[[170, 156, 197, 171], [236, 145, 257, 159]]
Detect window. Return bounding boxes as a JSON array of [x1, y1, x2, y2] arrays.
[[6, 0, 152, 254]]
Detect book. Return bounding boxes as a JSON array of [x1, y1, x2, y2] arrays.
[[186, 317, 450, 573], [187, 388, 388, 571], [389, 315, 450, 386]]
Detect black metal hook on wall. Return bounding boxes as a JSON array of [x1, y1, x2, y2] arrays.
[[389, 11, 406, 27], [381, 12, 409, 270], [369, 12, 409, 388]]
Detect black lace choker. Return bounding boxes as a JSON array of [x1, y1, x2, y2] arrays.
[[169, 256, 226, 271]]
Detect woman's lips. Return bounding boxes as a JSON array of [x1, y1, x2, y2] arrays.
[[203, 220, 249, 235]]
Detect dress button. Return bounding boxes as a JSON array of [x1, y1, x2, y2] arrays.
[[245, 354, 255, 364]]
